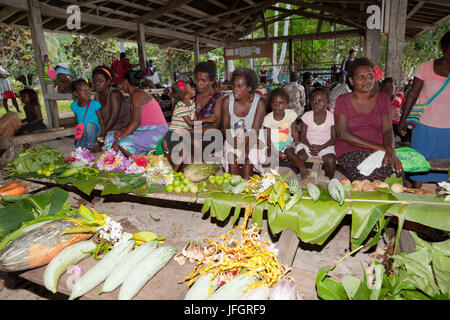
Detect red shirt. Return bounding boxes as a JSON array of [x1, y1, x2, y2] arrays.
[[391, 92, 405, 124], [334, 92, 391, 158], [110, 58, 131, 85]]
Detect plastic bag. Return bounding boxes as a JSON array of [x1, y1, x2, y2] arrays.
[[396, 147, 431, 173]]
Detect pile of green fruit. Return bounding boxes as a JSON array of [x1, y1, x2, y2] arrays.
[[165, 170, 200, 194], [36, 164, 65, 177]]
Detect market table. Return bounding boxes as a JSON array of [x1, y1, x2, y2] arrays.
[[17, 177, 302, 267], [15, 229, 319, 300]]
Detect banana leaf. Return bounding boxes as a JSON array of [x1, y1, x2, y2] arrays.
[[350, 191, 396, 249], [386, 193, 450, 232], [201, 192, 243, 222], [0, 187, 70, 239], [55, 174, 107, 195], [101, 174, 150, 196]]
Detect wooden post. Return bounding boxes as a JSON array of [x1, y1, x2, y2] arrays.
[[136, 23, 147, 71], [300, 37, 303, 70], [385, 0, 408, 84], [193, 34, 200, 65], [27, 0, 58, 128], [364, 28, 382, 66], [289, 37, 294, 73]]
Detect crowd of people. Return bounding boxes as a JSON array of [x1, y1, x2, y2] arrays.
[[1, 30, 448, 186]]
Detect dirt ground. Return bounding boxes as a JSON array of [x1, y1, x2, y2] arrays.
[[0, 137, 380, 300]]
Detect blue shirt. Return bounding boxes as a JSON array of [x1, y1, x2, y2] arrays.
[[71, 99, 102, 130]]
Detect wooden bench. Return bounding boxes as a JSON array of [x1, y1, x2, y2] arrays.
[[9, 127, 75, 146]]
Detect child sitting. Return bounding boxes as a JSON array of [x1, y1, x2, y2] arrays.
[[15, 88, 47, 136], [162, 80, 198, 171], [222, 68, 266, 179], [263, 87, 309, 180], [297, 88, 336, 179], [71, 79, 104, 150]]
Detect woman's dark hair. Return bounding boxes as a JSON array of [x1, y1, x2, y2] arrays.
[[71, 78, 89, 92], [19, 88, 39, 106], [335, 71, 346, 82], [347, 57, 375, 79], [194, 60, 217, 81], [92, 65, 113, 81], [441, 30, 450, 52], [231, 67, 259, 94], [302, 71, 313, 82], [311, 87, 330, 102], [170, 80, 191, 102], [267, 87, 290, 108], [123, 69, 146, 87]]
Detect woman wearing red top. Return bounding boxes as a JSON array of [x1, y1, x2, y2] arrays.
[[334, 57, 403, 182]]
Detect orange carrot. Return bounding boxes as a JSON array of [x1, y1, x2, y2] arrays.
[[1, 185, 27, 197], [0, 182, 20, 193]]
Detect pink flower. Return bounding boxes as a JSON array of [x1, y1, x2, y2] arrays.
[[104, 155, 116, 165]]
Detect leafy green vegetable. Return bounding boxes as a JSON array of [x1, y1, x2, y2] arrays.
[[0, 187, 73, 244], [6, 145, 65, 176], [316, 232, 450, 300]]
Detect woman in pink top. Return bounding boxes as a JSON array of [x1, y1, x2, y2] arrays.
[[334, 57, 403, 182], [398, 31, 450, 185], [105, 69, 168, 157]]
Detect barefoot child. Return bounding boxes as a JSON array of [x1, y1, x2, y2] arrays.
[[297, 88, 336, 179], [263, 87, 309, 180], [222, 68, 266, 179], [71, 79, 104, 150], [162, 79, 202, 171]]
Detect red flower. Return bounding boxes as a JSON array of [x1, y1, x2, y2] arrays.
[[104, 155, 116, 165], [135, 157, 147, 167]]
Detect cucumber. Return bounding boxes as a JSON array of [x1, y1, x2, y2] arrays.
[[118, 245, 178, 300], [58, 167, 82, 178], [44, 240, 96, 294], [208, 274, 258, 300], [184, 273, 219, 300], [68, 240, 135, 300], [100, 240, 158, 294]]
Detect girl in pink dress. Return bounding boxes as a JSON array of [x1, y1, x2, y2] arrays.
[[296, 88, 336, 179]]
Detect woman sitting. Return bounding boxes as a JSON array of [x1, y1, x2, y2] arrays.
[[104, 69, 168, 157], [15, 88, 46, 136], [92, 66, 131, 145], [334, 57, 403, 182], [222, 68, 266, 179]]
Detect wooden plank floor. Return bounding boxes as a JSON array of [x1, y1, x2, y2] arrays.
[[18, 238, 319, 300]]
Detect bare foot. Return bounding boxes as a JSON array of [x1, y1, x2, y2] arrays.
[[299, 168, 310, 182]]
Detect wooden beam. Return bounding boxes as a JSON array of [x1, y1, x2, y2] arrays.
[[414, 14, 450, 38], [385, 0, 408, 83], [282, 0, 369, 19], [407, 1, 425, 19], [27, 0, 58, 129], [0, 6, 20, 21], [200, 0, 279, 34], [136, 23, 147, 71], [135, 0, 194, 23], [193, 34, 200, 65], [226, 29, 363, 47]]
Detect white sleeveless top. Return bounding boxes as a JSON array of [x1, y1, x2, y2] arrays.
[[228, 93, 262, 137]]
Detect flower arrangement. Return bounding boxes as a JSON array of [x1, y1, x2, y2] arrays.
[[96, 149, 132, 172], [63, 205, 162, 259], [65, 147, 95, 166], [125, 154, 149, 174]]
